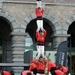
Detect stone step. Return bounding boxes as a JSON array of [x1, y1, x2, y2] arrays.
[[13, 69, 23, 73], [11, 67, 24, 70], [15, 73, 21, 75], [12, 51, 24, 54], [12, 58, 24, 62], [12, 55, 23, 58], [13, 70, 23, 74], [12, 61, 24, 63], [12, 44, 25, 47]]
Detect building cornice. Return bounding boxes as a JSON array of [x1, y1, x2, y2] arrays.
[[52, 34, 70, 37], [3, 1, 75, 7], [11, 32, 27, 36]]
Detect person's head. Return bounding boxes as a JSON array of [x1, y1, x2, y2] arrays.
[[39, 56, 44, 63], [58, 63, 63, 70], [34, 57, 38, 62], [39, 29, 43, 35], [27, 72, 32, 75], [10, 70, 14, 75], [38, 7, 42, 12]]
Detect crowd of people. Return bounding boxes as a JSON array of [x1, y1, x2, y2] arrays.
[[0, 57, 69, 75], [21, 56, 69, 75], [28, 56, 69, 75]]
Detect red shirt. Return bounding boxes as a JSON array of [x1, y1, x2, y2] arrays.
[[48, 61, 56, 71], [30, 60, 35, 65], [61, 66, 68, 73], [36, 30, 47, 43], [35, 7, 44, 17], [29, 60, 37, 71], [22, 70, 33, 75], [36, 61, 46, 71], [55, 70, 64, 75], [29, 63, 37, 71], [3, 71, 11, 75]]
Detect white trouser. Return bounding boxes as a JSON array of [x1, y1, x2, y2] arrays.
[[37, 1, 41, 8], [68, 73, 71, 75], [36, 45, 44, 58], [36, 20, 43, 31], [36, 72, 51, 75], [49, 72, 52, 75], [36, 73, 45, 75]]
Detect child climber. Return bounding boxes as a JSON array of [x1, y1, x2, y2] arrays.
[[36, 29, 47, 58], [35, 7, 44, 31], [36, 0, 44, 32]]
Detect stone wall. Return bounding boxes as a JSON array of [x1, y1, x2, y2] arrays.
[[2, 2, 75, 26], [2, 2, 75, 48], [2, 2, 36, 25]]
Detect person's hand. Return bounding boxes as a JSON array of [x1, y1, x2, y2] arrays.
[[29, 64, 32, 66]]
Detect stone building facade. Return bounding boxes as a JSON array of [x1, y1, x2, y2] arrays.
[[0, 0, 75, 74]]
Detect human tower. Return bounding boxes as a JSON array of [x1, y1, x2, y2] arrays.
[[22, 0, 69, 75], [35, 0, 47, 58]]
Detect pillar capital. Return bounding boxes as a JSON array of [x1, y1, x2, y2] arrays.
[[0, 2, 2, 9], [11, 32, 27, 36]]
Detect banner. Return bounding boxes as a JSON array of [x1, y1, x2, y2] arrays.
[[56, 41, 68, 67]]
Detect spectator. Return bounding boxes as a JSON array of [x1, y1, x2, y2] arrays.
[[57, 64, 69, 75], [51, 69, 65, 75]]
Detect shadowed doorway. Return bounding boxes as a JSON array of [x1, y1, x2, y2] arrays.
[[67, 21, 75, 75], [0, 16, 12, 65]]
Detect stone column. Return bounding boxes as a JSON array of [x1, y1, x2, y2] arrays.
[[53, 36, 60, 49], [53, 34, 70, 49], [0, 2, 2, 9], [11, 32, 27, 75], [0, 0, 5, 9]]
